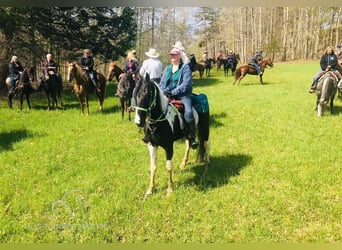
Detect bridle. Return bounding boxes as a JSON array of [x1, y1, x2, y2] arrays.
[[134, 81, 167, 124]]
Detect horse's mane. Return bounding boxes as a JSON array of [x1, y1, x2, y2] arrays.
[[109, 61, 117, 67]]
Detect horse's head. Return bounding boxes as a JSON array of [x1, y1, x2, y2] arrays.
[[67, 62, 77, 82], [265, 58, 274, 68], [107, 61, 123, 82], [189, 54, 196, 70], [27, 66, 35, 82], [133, 73, 168, 128], [133, 73, 152, 127], [21, 66, 35, 84]]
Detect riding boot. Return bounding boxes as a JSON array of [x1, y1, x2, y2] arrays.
[[309, 80, 318, 93], [91, 78, 101, 93], [186, 121, 199, 149]]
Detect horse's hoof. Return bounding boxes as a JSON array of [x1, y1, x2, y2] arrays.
[[166, 188, 173, 197], [143, 189, 153, 200], [179, 162, 186, 170]]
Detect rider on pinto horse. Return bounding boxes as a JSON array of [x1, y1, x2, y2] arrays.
[[159, 47, 199, 149], [309, 46, 342, 93]]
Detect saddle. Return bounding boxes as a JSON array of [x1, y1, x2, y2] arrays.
[[169, 93, 209, 114], [317, 70, 340, 84]]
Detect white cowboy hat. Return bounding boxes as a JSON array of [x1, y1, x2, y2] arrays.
[[145, 48, 160, 58]]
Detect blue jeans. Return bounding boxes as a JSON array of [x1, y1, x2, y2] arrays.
[[180, 95, 194, 123], [9, 76, 17, 91], [249, 63, 261, 74]]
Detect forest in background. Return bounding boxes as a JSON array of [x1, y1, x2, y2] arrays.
[[1, 7, 342, 90]]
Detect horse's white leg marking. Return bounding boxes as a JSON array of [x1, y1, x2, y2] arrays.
[[180, 140, 190, 170], [134, 110, 141, 125], [166, 159, 173, 196], [145, 143, 157, 199]]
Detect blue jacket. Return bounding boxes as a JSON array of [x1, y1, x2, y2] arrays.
[[159, 63, 193, 98]]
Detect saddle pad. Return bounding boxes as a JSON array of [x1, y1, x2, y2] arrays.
[[192, 93, 209, 114]]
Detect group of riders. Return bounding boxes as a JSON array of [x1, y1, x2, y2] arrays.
[[8, 42, 342, 148], [8, 49, 98, 96]]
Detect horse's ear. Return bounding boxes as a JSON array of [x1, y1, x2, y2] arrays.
[[145, 72, 150, 82]]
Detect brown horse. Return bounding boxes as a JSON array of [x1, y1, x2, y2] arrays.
[[233, 58, 274, 85], [5, 66, 35, 109], [106, 61, 124, 82], [67, 62, 106, 115]]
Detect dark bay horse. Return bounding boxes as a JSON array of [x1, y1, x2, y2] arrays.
[[116, 72, 135, 121], [5, 66, 35, 109], [189, 54, 204, 79], [106, 61, 124, 82], [316, 71, 337, 116], [133, 73, 210, 199], [203, 58, 214, 77], [37, 71, 63, 110], [67, 62, 106, 115], [233, 58, 273, 85]]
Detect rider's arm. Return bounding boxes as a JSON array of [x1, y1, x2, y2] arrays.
[[170, 64, 192, 97]]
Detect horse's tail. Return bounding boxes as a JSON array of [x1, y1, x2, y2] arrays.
[[197, 111, 210, 163]]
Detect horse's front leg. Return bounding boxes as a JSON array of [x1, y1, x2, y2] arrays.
[[27, 95, 31, 109], [180, 140, 190, 170], [330, 98, 335, 114], [85, 95, 90, 115], [144, 143, 158, 199], [165, 146, 174, 196], [47, 95, 51, 110], [7, 93, 13, 109], [260, 73, 263, 84]]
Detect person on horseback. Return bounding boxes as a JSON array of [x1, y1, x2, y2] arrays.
[[119, 50, 139, 98], [309, 46, 342, 93], [227, 51, 235, 68], [80, 49, 100, 93], [159, 47, 199, 149], [248, 50, 263, 75], [44, 54, 62, 84], [139, 48, 163, 84], [202, 51, 212, 69], [8, 56, 23, 94]]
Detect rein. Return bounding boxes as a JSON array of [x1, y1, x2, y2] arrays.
[[135, 82, 167, 123]]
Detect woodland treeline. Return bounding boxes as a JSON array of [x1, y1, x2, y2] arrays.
[[1, 6, 342, 90], [136, 7, 342, 63]]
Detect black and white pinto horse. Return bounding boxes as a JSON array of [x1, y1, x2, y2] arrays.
[[316, 71, 337, 116], [133, 73, 210, 199]]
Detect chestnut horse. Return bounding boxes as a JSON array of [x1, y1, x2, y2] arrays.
[[106, 61, 124, 82], [233, 58, 274, 85], [67, 62, 106, 115]]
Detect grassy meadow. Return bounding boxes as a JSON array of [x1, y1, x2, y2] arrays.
[[0, 61, 342, 243]]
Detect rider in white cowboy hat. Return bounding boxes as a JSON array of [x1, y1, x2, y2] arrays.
[[139, 48, 163, 83], [144, 48, 160, 58]]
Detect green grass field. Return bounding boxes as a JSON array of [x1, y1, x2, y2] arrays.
[[0, 61, 342, 243]]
